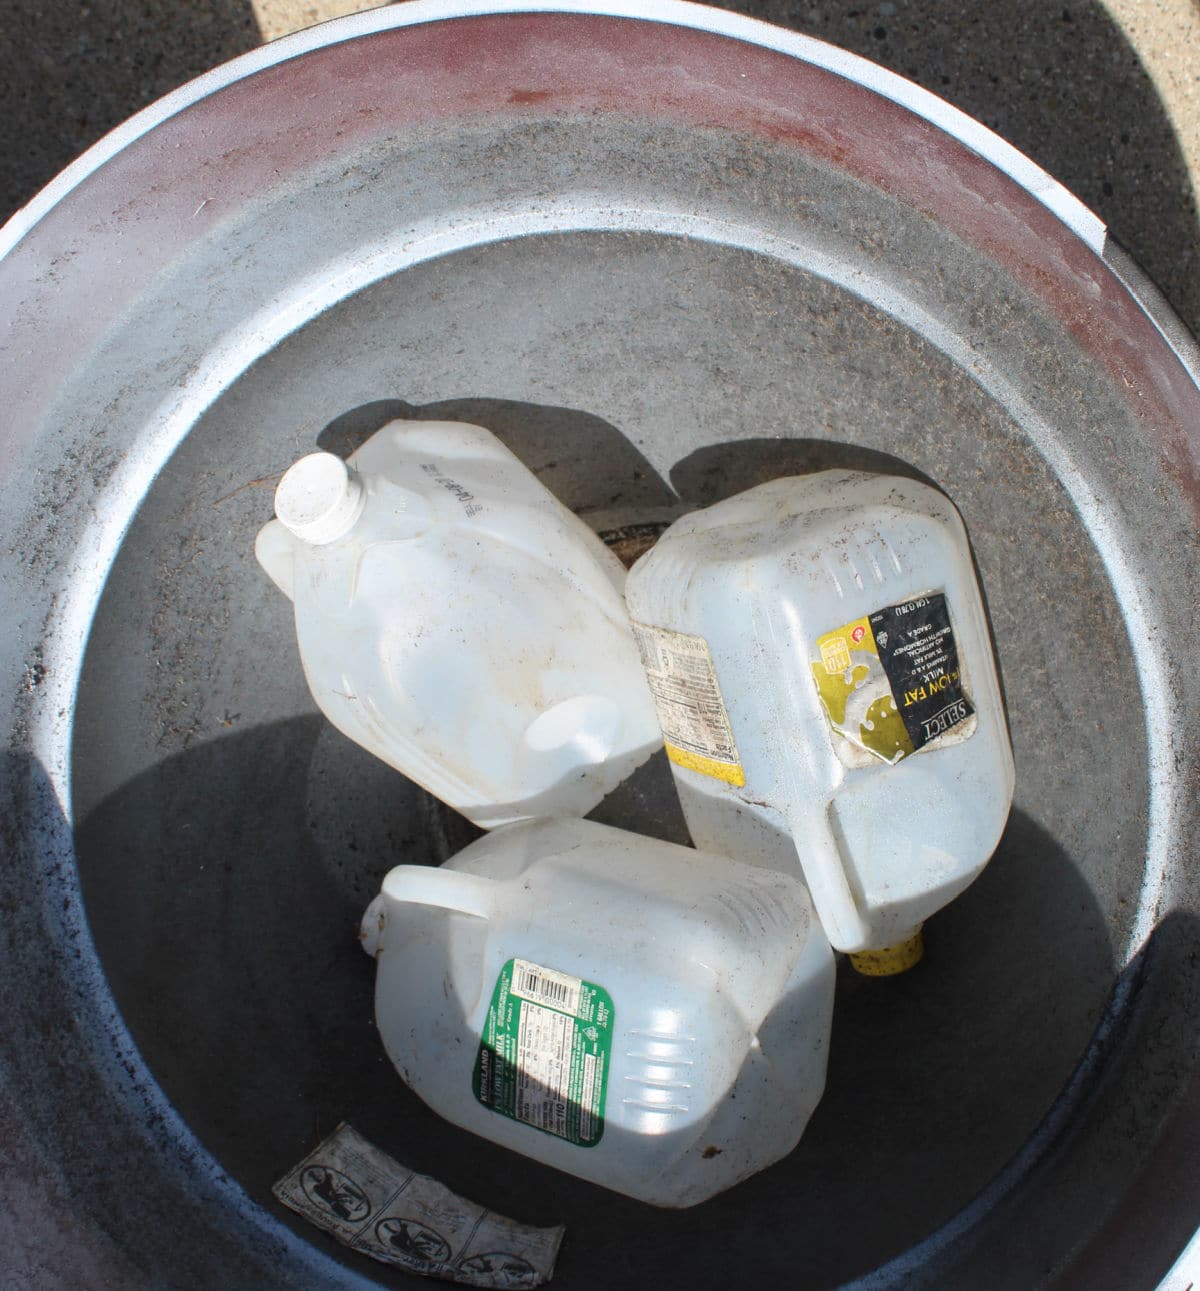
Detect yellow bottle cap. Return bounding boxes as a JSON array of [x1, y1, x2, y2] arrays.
[[848, 926, 925, 977]]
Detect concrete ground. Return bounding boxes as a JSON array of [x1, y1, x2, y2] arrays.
[[2, 0, 1198, 334]]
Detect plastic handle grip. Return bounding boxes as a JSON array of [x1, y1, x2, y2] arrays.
[[382, 865, 494, 920], [787, 804, 871, 952]]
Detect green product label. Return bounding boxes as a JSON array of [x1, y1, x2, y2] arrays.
[[472, 957, 613, 1148]]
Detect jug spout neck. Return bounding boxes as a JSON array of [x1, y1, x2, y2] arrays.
[[848, 926, 925, 976], [359, 894, 387, 957], [274, 452, 365, 545]]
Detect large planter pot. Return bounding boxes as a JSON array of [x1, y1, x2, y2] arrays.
[[2, 3, 1198, 1286]]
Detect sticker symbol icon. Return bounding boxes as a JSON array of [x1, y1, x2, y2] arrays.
[[460, 1252, 539, 1288], [851, 625, 866, 643], [820, 638, 851, 675], [375, 1216, 451, 1264], [876, 631, 889, 648], [301, 1166, 370, 1223]]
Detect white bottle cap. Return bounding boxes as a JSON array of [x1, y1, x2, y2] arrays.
[[274, 452, 364, 544]]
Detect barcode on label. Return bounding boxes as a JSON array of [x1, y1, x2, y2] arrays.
[[511, 958, 582, 1017], [634, 630, 664, 673]]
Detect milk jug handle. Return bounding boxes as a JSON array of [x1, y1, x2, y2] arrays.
[[254, 519, 297, 600], [382, 865, 494, 920], [789, 807, 872, 951]]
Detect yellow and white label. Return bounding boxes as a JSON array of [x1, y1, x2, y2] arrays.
[[810, 592, 975, 765], [631, 623, 745, 787]]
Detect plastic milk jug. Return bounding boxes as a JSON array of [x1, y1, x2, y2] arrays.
[[360, 817, 835, 1207], [624, 472, 1015, 972], [255, 421, 662, 828]]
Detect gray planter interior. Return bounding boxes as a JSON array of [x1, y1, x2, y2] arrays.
[[2, 4, 1198, 1287]]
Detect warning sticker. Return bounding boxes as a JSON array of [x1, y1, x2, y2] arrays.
[[631, 622, 746, 786], [811, 591, 975, 765], [273, 1122, 564, 1287], [473, 958, 613, 1148]]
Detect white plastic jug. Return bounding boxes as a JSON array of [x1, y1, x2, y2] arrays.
[[255, 420, 662, 828], [624, 471, 1015, 970], [360, 817, 835, 1208]]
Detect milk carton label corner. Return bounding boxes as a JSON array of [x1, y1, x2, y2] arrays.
[[812, 590, 976, 766]]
